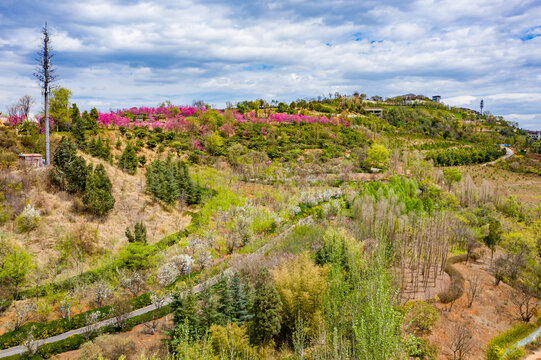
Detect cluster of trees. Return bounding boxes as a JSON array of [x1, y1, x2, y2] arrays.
[[426, 146, 505, 166], [86, 137, 112, 162], [49, 139, 115, 216], [145, 157, 201, 206]]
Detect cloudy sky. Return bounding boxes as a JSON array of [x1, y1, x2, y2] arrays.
[[1, 0, 541, 129]]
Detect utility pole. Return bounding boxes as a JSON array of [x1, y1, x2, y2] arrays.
[[480, 99, 484, 116], [34, 23, 56, 165]]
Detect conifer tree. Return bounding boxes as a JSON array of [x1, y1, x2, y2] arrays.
[[171, 288, 201, 339], [70, 104, 86, 148], [83, 164, 115, 216], [200, 286, 219, 329], [65, 156, 89, 194], [217, 275, 234, 325], [118, 142, 138, 175], [231, 272, 251, 324], [85, 108, 99, 134], [125, 221, 147, 243], [251, 270, 282, 345]]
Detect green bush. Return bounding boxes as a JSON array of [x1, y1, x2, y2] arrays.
[[15, 204, 41, 233], [404, 300, 439, 334]]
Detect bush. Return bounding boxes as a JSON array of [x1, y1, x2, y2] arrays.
[[15, 204, 41, 233], [404, 300, 439, 334], [437, 254, 467, 304]]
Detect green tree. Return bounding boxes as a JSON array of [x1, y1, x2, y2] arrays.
[[49, 87, 72, 131], [49, 138, 88, 193], [118, 142, 138, 175], [207, 131, 224, 155], [82, 164, 115, 216], [86, 108, 99, 134], [171, 288, 202, 339], [363, 143, 390, 170], [217, 275, 234, 325], [443, 168, 462, 191], [250, 270, 282, 345], [484, 218, 502, 264], [125, 221, 147, 243], [70, 103, 85, 147], [0, 246, 31, 299], [200, 286, 219, 329], [231, 273, 251, 324]]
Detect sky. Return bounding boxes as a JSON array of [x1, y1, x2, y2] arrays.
[[1, 0, 541, 130]]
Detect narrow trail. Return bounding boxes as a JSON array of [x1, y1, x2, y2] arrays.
[[0, 217, 312, 359], [482, 146, 514, 166]]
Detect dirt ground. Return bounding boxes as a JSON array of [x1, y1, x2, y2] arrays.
[[427, 250, 539, 359], [52, 315, 173, 360]]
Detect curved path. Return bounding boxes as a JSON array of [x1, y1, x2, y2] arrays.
[[0, 217, 312, 358], [482, 146, 514, 166]]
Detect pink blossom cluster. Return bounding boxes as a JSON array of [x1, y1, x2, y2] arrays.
[[95, 104, 349, 132]]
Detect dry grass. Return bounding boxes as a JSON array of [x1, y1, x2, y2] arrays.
[[0, 150, 190, 275]]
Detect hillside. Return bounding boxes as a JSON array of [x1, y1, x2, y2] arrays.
[[0, 97, 539, 360]]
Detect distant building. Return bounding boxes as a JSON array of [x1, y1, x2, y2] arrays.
[[526, 130, 541, 141], [364, 108, 383, 118], [18, 153, 44, 168], [432, 95, 441, 103]]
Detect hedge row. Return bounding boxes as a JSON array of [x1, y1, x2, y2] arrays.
[[486, 318, 541, 360], [437, 254, 470, 304]]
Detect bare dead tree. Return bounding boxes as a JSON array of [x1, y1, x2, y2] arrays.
[[447, 323, 473, 360], [34, 23, 56, 165], [466, 274, 483, 308], [510, 287, 538, 322], [17, 95, 34, 118], [6, 103, 19, 119], [111, 298, 132, 330]]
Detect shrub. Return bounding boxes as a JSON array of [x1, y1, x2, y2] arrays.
[[15, 204, 41, 233], [363, 143, 390, 169], [437, 255, 467, 304], [486, 321, 539, 360], [404, 300, 439, 334]]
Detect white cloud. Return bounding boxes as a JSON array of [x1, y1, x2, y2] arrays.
[[1, 0, 541, 129]]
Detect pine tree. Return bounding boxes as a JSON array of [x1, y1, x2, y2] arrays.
[[200, 286, 219, 330], [217, 275, 234, 325], [65, 156, 89, 194], [83, 164, 115, 216], [251, 270, 282, 345], [171, 288, 201, 339], [118, 142, 138, 175], [230, 273, 251, 324], [70, 104, 86, 148], [86, 108, 99, 134], [125, 221, 147, 243]]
